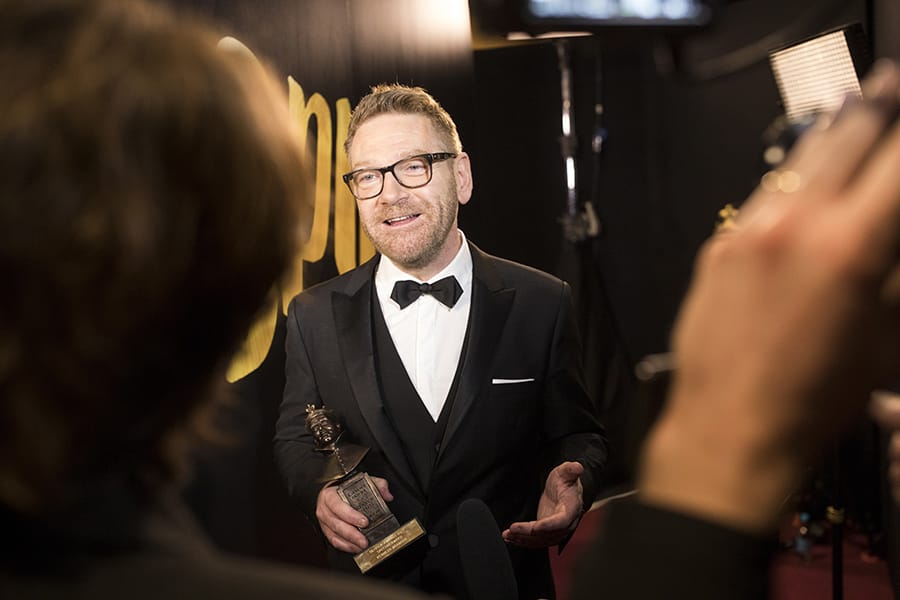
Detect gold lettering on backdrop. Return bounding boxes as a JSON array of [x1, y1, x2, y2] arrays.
[[334, 97, 376, 271], [333, 97, 355, 274], [280, 78, 331, 309], [226, 292, 279, 382], [225, 62, 373, 381]]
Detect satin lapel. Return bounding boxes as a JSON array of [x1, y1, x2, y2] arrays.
[[331, 258, 420, 495], [439, 244, 515, 455]]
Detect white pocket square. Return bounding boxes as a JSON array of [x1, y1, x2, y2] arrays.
[[491, 378, 535, 384]]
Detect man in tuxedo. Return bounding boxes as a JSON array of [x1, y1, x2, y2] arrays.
[[275, 84, 608, 599], [0, 1, 427, 598]]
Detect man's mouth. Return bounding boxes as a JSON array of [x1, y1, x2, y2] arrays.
[[384, 214, 420, 226]]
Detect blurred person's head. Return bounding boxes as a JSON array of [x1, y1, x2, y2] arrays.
[[0, 0, 306, 513]]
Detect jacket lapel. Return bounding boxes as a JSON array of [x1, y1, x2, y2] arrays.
[[439, 243, 515, 455], [331, 256, 420, 496]]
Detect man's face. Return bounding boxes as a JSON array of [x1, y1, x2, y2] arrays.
[[348, 113, 471, 276]]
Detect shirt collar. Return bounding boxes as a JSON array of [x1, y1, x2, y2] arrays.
[[375, 230, 473, 293]]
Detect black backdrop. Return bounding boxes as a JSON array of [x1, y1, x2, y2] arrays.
[[156, 0, 900, 583]]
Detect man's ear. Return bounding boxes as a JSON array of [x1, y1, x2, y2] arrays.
[[454, 152, 473, 206]]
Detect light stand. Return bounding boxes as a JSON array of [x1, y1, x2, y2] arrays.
[[554, 39, 599, 244]]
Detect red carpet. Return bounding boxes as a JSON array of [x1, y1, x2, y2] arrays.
[[771, 530, 892, 600], [550, 502, 893, 600]]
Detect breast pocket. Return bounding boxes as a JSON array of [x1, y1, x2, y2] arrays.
[[482, 378, 541, 446]]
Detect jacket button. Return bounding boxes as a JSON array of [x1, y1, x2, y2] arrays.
[[428, 534, 439, 548]]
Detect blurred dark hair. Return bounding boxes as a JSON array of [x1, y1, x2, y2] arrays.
[[0, 0, 307, 512]]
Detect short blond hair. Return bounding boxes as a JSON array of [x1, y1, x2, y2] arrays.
[[344, 84, 463, 156]]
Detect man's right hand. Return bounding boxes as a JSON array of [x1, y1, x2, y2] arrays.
[[316, 476, 393, 554]]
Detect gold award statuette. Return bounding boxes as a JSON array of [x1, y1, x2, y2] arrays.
[[305, 405, 425, 573]]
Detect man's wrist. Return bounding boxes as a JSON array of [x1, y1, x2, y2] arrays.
[[638, 393, 802, 534]]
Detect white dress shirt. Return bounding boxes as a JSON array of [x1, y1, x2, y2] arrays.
[[374, 231, 473, 421]]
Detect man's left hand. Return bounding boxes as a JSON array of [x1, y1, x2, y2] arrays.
[[502, 461, 584, 548]]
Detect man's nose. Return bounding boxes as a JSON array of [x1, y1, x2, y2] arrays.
[[378, 171, 406, 202]]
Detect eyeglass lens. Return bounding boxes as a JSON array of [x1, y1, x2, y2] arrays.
[[350, 155, 432, 199]]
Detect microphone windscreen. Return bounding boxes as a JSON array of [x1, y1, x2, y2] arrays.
[[456, 498, 518, 600]]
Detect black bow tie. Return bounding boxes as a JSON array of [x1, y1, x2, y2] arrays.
[[391, 276, 463, 309]]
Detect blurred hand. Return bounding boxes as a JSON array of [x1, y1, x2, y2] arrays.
[[315, 476, 393, 554], [641, 60, 900, 533], [503, 461, 584, 548]]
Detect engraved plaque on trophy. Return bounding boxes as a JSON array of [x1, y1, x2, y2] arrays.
[[305, 405, 425, 573]]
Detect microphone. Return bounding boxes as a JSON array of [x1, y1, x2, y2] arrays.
[[456, 498, 518, 600]]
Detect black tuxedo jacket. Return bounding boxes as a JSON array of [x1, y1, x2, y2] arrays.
[[275, 242, 608, 599]]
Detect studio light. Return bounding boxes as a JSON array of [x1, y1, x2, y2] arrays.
[[768, 23, 871, 123], [760, 23, 872, 171]]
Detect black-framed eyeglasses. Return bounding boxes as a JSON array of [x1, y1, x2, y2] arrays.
[[342, 152, 457, 200]]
